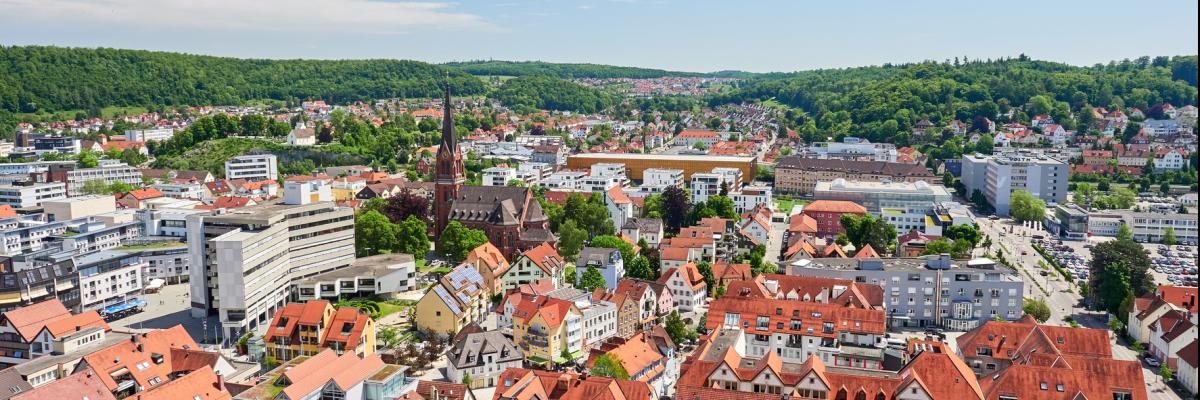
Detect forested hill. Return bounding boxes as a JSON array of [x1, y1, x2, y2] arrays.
[[445, 60, 722, 79], [490, 76, 612, 113], [0, 46, 486, 114], [711, 55, 1198, 144]]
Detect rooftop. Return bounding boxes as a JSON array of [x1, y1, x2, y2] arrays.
[[570, 153, 755, 163], [295, 253, 415, 285]]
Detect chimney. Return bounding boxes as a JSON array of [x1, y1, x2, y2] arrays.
[[215, 373, 226, 392], [556, 375, 572, 391]]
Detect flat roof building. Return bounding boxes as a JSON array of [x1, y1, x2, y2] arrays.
[[567, 153, 755, 183]]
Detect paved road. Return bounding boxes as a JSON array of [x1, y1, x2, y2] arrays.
[[978, 218, 1084, 326], [1112, 336, 1184, 400]]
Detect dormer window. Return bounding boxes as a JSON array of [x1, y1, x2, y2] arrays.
[[1039, 382, 1048, 390]]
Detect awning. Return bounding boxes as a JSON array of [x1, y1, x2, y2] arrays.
[[101, 299, 147, 315]]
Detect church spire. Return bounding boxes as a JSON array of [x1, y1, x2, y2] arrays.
[[441, 81, 456, 150]]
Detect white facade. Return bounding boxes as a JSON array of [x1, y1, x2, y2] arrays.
[[1154, 149, 1187, 171], [482, 167, 517, 187], [125, 128, 175, 142], [961, 151, 1068, 216], [813, 179, 952, 234], [580, 176, 619, 193], [76, 251, 146, 312], [642, 168, 684, 187], [711, 167, 744, 190], [730, 185, 772, 213], [224, 154, 279, 182], [801, 140, 898, 162], [151, 182, 207, 200], [0, 182, 67, 208], [690, 173, 725, 203], [283, 181, 333, 205], [61, 161, 143, 197]]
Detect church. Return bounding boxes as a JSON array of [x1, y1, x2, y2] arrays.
[[434, 88, 556, 259]]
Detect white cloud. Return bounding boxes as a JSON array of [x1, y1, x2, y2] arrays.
[[0, 0, 498, 34]]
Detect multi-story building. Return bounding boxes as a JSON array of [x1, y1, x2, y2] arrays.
[[729, 185, 772, 213], [294, 253, 416, 301], [567, 153, 755, 183], [513, 296, 582, 367], [494, 368, 651, 400], [705, 294, 889, 368], [774, 157, 936, 195], [1124, 211, 1198, 244], [788, 255, 1025, 330], [446, 330, 522, 389], [499, 244, 565, 291], [0, 215, 70, 255], [186, 199, 355, 341], [0, 182, 66, 208], [590, 163, 628, 185], [0, 252, 80, 313], [482, 166, 518, 187], [690, 172, 725, 203], [74, 250, 144, 313], [587, 330, 677, 398], [798, 200, 867, 239], [576, 247, 625, 291], [46, 161, 142, 197], [0, 299, 109, 368], [58, 220, 142, 255], [223, 154, 278, 182], [129, 243, 189, 284], [798, 138, 898, 162], [641, 168, 684, 188], [676, 329, 984, 400], [414, 263, 489, 338], [711, 167, 744, 190], [237, 348, 411, 400], [124, 128, 175, 142], [656, 262, 707, 311], [961, 151, 1068, 216], [263, 300, 376, 362], [814, 179, 953, 235], [150, 182, 208, 200]]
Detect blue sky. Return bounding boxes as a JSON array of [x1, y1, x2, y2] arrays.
[[1, 0, 1196, 73]]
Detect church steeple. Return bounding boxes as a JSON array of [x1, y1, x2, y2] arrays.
[[433, 83, 465, 237]]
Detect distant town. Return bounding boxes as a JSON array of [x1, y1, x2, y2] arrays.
[[0, 51, 1196, 400]]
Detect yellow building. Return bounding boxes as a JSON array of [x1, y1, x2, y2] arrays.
[[512, 296, 582, 367], [263, 300, 377, 361], [414, 263, 490, 337]]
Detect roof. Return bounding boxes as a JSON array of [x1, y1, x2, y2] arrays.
[[123, 188, 164, 201], [979, 356, 1147, 400], [492, 368, 650, 400], [711, 262, 753, 283], [42, 310, 110, 339], [320, 307, 372, 349], [0, 368, 33, 400], [1156, 285, 1198, 314], [79, 325, 201, 391], [853, 244, 880, 259], [588, 332, 665, 379], [658, 262, 707, 291], [465, 242, 510, 277], [775, 157, 935, 178], [130, 366, 230, 400], [787, 214, 818, 234], [416, 380, 471, 400], [518, 243, 564, 275], [448, 330, 522, 369], [513, 295, 575, 329], [0, 205, 17, 219], [11, 368, 116, 400], [605, 185, 631, 205], [705, 295, 886, 338], [802, 200, 867, 214], [1177, 340, 1199, 369], [263, 300, 332, 343], [281, 349, 385, 400], [956, 319, 1111, 362], [0, 299, 72, 341]]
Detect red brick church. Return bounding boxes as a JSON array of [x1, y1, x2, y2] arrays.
[[434, 88, 556, 259]]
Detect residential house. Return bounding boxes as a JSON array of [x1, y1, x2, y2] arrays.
[[586, 330, 676, 398], [492, 368, 652, 400], [0, 299, 110, 367], [263, 300, 376, 362], [116, 188, 164, 209], [500, 244, 565, 291], [656, 262, 707, 312], [446, 330, 522, 389], [619, 218, 663, 249], [512, 296, 582, 367], [463, 242, 511, 296], [1147, 308, 1195, 370], [415, 264, 490, 338], [576, 247, 625, 291], [800, 200, 867, 239]]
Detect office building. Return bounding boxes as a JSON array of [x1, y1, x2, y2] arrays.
[[46, 161, 142, 197], [798, 138, 898, 162], [567, 153, 755, 182], [186, 199, 355, 341], [295, 253, 417, 301], [124, 128, 175, 142], [774, 157, 936, 195], [961, 151, 1067, 216], [0, 182, 66, 208], [224, 154, 278, 182], [788, 255, 1025, 331], [641, 168, 683, 187], [73, 250, 145, 312], [814, 179, 952, 234], [41, 195, 116, 222]]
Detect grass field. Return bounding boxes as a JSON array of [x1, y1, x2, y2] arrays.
[[774, 198, 808, 213]]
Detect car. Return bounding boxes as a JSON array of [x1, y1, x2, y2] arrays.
[[1040, 271, 1049, 276], [1145, 356, 1161, 367], [1022, 251, 1028, 256]]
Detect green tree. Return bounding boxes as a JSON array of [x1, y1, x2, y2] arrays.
[[1160, 365, 1173, 382], [590, 353, 630, 379], [1089, 237, 1154, 299], [659, 186, 690, 233], [578, 265, 607, 292], [436, 221, 488, 262], [557, 220, 587, 261], [590, 235, 636, 266], [1162, 227, 1177, 245], [663, 311, 695, 345], [1096, 261, 1133, 315], [840, 213, 897, 253], [462, 373, 472, 386], [77, 151, 99, 168], [944, 224, 981, 247], [395, 216, 430, 256], [627, 256, 656, 280], [1009, 190, 1046, 222], [704, 195, 738, 219], [1022, 298, 1052, 322], [1116, 224, 1133, 241], [696, 262, 716, 296], [356, 211, 401, 256]]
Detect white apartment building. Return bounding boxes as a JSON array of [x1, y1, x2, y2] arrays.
[[224, 154, 279, 182], [75, 250, 146, 312], [282, 180, 333, 205], [59, 220, 143, 255], [580, 175, 619, 193], [0, 182, 67, 208], [50, 161, 143, 197], [642, 168, 684, 187], [483, 167, 517, 187], [151, 182, 207, 200], [590, 163, 628, 186], [961, 151, 1067, 216], [711, 167, 744, 190], [730, 185, 773, 213], [138, 208, 205, 239], [541, 171, 586, 190], [125, 128, 175, 142], [690, 173, 725, 203], [134, 244, 190, 284], [187, 199, 355, 341]]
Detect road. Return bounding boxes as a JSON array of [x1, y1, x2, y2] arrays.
[[977, 217, 1087, 326]]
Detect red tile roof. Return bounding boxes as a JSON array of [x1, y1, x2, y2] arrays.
[[1156, 285, 1198, 314], [130, 366, 230, 400], [705, 296, 887, 337], [11, 367, 116, 400], [1177, 340, 1199, 369], [416, 380, 472, 400], [80, 325, 201, 391], [0, 299, 71, 341], [281, 350, 385, 400], [43, 310, 110, 338], [321, 307, 371, 349], [956, 319, 1112, 362], [519, 243, 564, 275], [0, 204, 17, 218], [124, 187, 164, 201]]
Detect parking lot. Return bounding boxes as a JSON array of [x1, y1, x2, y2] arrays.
[[1148, 243, 1198, 287], [1033, 238, 1091, 282]]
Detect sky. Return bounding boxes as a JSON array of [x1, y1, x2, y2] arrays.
[[0, 0, 1196, 73]]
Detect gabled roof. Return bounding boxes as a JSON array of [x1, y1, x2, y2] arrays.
[[416, 380, 472, 400], [42, 310, 109, 339], [281, 350, 385, 400], [957, 319, 1111, 362], [1177, 340, 1199, 369], [465, 242, 510, 277], [122, 188, 164, 201], [80, 325, 200, 391], [517, 243, 564, 275], [513, 296, 575, 329], [11, 367, 116, 400], [0, 299, 71, 341], [320, 307, 371, 349], [129, 366, 230, 400], [1156, 285, 1198, 314], [853, 244, 880, 259]]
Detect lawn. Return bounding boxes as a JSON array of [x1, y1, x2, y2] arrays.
[[773, 198, 808, 213], [376, 302, 408, 319], [415, 259, 429, 272]]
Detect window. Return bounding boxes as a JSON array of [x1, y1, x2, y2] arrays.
[[1039, 382, 1048, 390], [1056, 384, 1064, 392]]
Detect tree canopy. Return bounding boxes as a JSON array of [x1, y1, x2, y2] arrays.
[[840, 213, 897, 254], [490, 76, 612, 113], [437, 221, 489, 262], [1009, 190, 1046, 223]]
